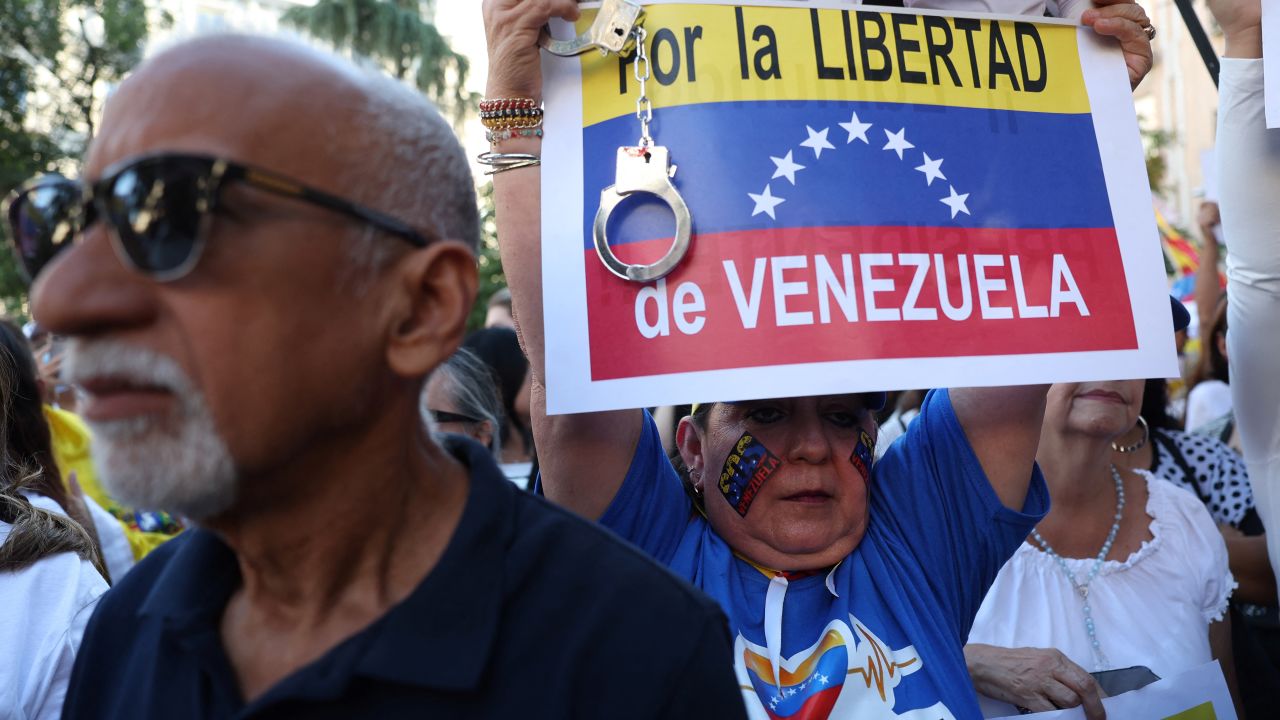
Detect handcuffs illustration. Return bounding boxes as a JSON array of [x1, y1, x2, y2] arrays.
[[539, 0, 692, 283]]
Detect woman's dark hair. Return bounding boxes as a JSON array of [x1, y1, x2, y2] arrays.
[[0, 329, 103, 575], [462, 327, 532, 456], [0, 319, 68, 510], [1141, 378, 1180, 432], [1192, 293, 1230, 389]]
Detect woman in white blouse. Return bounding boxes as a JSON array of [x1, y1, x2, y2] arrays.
[[965, 376, 1239, 718]]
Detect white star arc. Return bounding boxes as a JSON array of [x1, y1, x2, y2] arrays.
[[752, 116, 973, 223]]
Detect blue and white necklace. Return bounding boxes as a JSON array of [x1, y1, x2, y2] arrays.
[[1030, 463, 1126, 671]]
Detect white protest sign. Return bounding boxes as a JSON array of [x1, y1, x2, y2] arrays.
[[541, 1, 1176, 414], [988, 660, 1237, 720]]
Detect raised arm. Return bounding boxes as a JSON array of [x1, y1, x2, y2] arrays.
[[1208, 0, 1280, 600], [950, 386, 1050, 511], [483, 0, 644, 519], [1194, 201, 1223, 332]]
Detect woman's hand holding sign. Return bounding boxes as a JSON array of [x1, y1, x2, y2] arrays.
[[484, 0, 581, 100], [965, 644, 1107, 719], [1081, 0, 1154, 90]]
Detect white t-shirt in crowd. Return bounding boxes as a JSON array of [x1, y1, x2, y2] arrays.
[[1185, 379, 1234, 433], [1, 494, 109, 720], [967, 473, 1233, 716], [902, 0, 1089, 19], [83, 494, 135, 583], [1218, 58, 1280, 604]]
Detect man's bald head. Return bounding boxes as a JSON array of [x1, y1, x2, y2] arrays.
[[91, 34, 479, 252], [29, 34, 483, 517]]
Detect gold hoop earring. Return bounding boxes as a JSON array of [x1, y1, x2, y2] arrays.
[[1112, 415, 1149, 454]]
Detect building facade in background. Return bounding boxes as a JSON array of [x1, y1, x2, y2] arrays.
[[1135, 0, 1223, 228]]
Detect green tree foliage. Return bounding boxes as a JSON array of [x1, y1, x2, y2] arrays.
[[1142, 123, 1175, 195], [281, 0, 476, 122], [468, 182, 505, 331], [0, 0, 160, 315]]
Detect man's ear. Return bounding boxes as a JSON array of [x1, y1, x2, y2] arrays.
[[676, 416, 707, 491], [475, 420, 495, 451], [386, 241, 478, 378]]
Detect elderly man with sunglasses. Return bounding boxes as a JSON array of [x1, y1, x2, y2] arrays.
[[7, 35, 747, 719]]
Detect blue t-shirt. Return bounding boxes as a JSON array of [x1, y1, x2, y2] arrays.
[[601, 390, 1048, 719]]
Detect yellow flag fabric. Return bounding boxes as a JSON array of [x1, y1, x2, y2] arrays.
[[45, 405, 183, 560]]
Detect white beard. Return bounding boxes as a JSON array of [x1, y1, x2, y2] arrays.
[[63, 340, 237, 521]]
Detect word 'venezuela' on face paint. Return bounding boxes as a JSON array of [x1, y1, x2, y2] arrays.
[[719, 432, 783, 517], [634, 251, 1089, 339], [578, 6, 1087, 126]]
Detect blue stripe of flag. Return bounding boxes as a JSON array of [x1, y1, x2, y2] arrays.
[[580, 100, 1114, 249]]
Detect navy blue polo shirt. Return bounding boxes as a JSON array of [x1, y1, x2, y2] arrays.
[[62, 437, 746, 719]]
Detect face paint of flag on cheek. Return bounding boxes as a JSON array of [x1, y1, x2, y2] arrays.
[[850, 430, 874, 482], [717, 432, 782, 517]]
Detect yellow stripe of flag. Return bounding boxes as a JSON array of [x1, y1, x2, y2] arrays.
[[577, 4, 1091, 127]]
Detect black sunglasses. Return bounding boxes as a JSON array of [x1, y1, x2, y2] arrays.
[[429, 409, 482, 425], [3, 152, 438, 283]]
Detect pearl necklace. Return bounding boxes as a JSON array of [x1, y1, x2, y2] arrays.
[[1030, 463, 1127, 671]]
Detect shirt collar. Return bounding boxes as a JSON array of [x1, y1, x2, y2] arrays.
[[137, 435, 514, 692]]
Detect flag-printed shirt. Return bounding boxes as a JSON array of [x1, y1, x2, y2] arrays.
[[601, 390, 1048, 719]]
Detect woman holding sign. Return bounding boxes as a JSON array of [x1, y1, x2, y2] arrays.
[[482, 1, 1151, 717]]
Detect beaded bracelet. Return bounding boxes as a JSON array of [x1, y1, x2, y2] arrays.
[[479, 97, 538, 112], [486, 127, 544, 144], [479, 97, 544, 131]]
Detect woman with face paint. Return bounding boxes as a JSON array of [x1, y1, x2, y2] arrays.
[[479, 2, 1079, 717]]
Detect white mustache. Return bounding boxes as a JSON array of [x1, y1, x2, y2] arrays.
[[62, 339, 193, 395]]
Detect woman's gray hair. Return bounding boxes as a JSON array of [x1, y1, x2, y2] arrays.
[[422, 348, 505, 461]]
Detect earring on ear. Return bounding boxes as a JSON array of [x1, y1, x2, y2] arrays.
[[1112, 415, 1149, 454], [686, 469, 708, 518], [689, 470, 705, 499]]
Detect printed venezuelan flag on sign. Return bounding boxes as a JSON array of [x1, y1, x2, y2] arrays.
[[540, 1, 1177, 414]]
